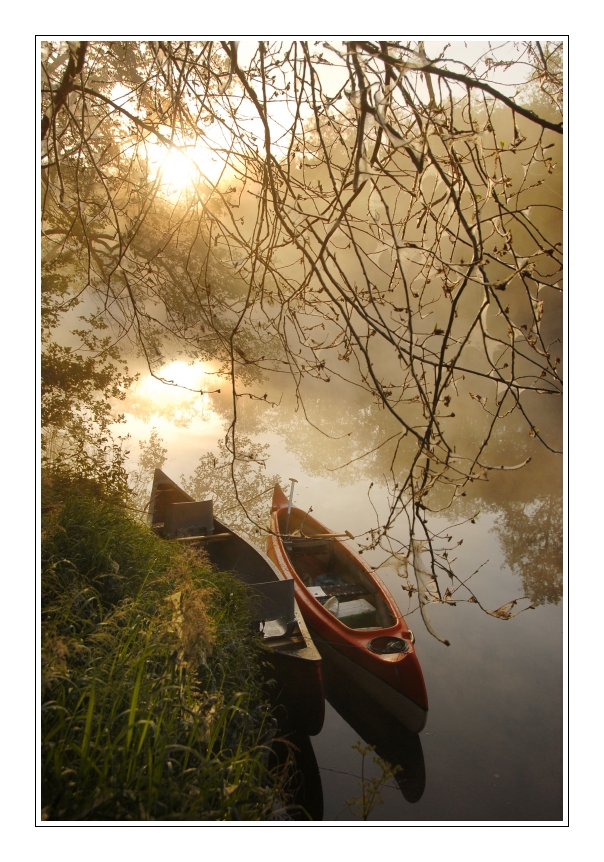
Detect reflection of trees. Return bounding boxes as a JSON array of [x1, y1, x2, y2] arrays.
[[443, 431, 562, 607], [129, 428, 168, 514], [236, 365, 561, 510], [126, 428, 283, 544], [492, 493, 562, 605], [182, 436, 281, 545]]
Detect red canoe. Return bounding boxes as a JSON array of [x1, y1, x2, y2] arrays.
[[267, 484, 428, 733]]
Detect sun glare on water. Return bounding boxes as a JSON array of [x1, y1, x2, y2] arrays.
[[134, 360, 221, 407], [121, 359, 227, 474]]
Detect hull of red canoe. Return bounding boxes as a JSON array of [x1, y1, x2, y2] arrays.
[[267, 486, 428, 731]]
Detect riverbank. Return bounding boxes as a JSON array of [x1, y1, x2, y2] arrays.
[[41, 470, 289, 821]]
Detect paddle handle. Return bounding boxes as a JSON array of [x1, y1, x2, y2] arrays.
[[286, 530, 354, 540], [285, 478, 297, 534], [311, 531, 354, 539]]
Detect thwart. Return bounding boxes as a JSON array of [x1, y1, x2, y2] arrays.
[[267, 484, 428, 733]]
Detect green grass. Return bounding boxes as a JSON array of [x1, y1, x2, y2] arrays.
[[41, 473, 289, 820]]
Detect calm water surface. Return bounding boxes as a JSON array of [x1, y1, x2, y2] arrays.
[[308, 587, 562, 821], [277, 457, 563, 822], [124, 347, 563, 822]]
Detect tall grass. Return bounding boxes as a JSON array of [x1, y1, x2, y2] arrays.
[[41, 473, 289, 820]]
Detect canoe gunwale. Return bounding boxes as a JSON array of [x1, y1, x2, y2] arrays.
[[268, 484, 429, 717], [148, 470, 326, 735], [270, 502, 408, 636]]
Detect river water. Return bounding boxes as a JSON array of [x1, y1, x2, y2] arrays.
[[275, 441, 563, 822], [304, 513, 563, 822], [121, 372, 563, 822]]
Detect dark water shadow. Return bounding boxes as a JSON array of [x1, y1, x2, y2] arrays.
[[270, 730, 324, 821], [322, 660, 426, 803]]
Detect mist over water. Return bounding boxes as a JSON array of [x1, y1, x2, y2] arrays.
[[118, 309, 562, 820]]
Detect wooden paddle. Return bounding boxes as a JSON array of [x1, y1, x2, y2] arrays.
[[175, 533, 231, 543], [285, 530, 354, 540]]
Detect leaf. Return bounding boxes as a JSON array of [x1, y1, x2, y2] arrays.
[[531, 297, 544, 321]]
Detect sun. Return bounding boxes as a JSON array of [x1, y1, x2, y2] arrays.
[[145, 137, 227, 191], [157, 149, 196, 189], [107, 84, 226, 190]]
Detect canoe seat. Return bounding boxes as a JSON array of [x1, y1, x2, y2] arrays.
[[320, 583, 367, 602], [336, 598, 378, 629], [248, 579, 296, 636], [313, 573, 366, 602], [163, 500, 214, 538], [287, 538, 331, 553]]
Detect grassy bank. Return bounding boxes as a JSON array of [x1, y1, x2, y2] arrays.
[[41, 473, 287, 821]]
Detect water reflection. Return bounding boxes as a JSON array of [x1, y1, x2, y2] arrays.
[[271, 731, 323, 821], [322, 658, 426, 804], [491, 492, 562, 605], [271, 654, 428, 820], [447, 437, 563, 606], [225, 382, 563, 607]]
